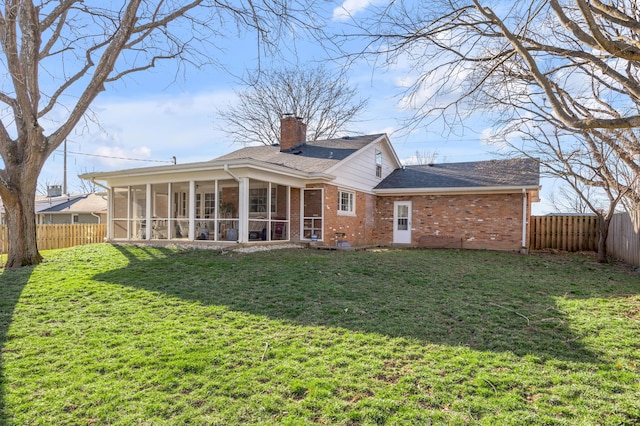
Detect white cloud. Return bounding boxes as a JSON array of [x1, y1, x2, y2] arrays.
[[40, 89, 239, 193], [332, 0, 376, 21]]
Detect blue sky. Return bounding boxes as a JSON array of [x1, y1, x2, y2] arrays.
[[37, 0, 556, 214]]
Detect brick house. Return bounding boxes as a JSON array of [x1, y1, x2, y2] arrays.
[[81, 115, 540, 250]]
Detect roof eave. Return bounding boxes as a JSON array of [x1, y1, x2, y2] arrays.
[[373, 185, 541, 195], [79, 158, 336, 183], [324, 134, 399, 174]]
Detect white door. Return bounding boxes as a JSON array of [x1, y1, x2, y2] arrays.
[[393, 201, 412, 244]]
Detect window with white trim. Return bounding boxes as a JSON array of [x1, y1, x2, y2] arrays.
[[338, 190, 355, 215], [375, 150, 383, 178], [204, 193, 215, 218]]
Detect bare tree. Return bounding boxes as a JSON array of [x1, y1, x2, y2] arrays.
[[548, 184, 602, 215], [0, 0, 319, 268], [527, 127, 632, 261], [353, 0, 640, 130], [348, 0, 640, 261], [75, 168, 101, 194], [218, 66, 368, 145], [403, 150, 443, 166]]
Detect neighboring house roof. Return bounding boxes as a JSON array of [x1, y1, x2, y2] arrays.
[[214, 134, 384, 174], [37, 193, 107, 214], [375, 158, 540, 192], [0, 193, 107, 216]]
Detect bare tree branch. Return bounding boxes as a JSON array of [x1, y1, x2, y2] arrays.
[[218, 65, 368, 145], [0, 0, 323, 267]]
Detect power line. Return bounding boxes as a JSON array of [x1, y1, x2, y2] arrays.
[[61, 150, 175, 164]]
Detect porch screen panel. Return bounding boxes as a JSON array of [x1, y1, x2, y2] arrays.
[[249, 180, 269, 241], [130, 185, 146, 239], [112, 187, 129, 239], [171, 182, 189, 239], [151, 183, 169, 240], [271, 184, 289, 241], [195, 180, 216, 240], [303, 188, 323, 240], [218, 179, 239, 241]]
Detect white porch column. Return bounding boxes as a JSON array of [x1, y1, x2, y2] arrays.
[[127, 186, 132, 240], [238, 177, 249, 243], [167, 183, 173, 239], [188, 180, 196, 240], [214, 180, 219, 241], [107, 187, 113, 239], [146, 184, 152, 240]]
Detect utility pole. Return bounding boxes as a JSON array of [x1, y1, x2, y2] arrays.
[[63, 139, 67, 195]]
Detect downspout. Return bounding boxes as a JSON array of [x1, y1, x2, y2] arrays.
[[91, 212, 101, 224], [521, 188, 528, 252], [91, 178, 109, 192], [223, 163, 241, 182]]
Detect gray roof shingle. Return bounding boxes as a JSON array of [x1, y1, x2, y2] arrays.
[[375, 158, 539, 190], [214, 134, 383, 173]]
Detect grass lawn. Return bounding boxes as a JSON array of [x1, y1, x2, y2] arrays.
[[0, 244, 639, 425]]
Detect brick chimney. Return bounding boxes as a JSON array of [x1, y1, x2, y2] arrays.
[[280, 114, 307, 151]]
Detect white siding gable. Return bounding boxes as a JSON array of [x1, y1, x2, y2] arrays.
[[327, 135, 400, 193]]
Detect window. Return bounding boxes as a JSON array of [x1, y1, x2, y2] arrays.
[[250, 186, 277, 214], [195, 193, 201, 218], [72, 214, 79, 224], [195, 192, 215, 218], [375, 150, 383, 178], [338, 190, 355, 215], [203, 193, 215, 218], [250, 188, 268, 213]]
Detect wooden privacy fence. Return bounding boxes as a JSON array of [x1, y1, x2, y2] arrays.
[[606, 211, 640, 267], [0, 223, 107, 253], [529, 215, 599, 252]]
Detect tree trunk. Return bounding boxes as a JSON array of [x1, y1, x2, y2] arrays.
[[2, 187, 42, 268], [596, 215, 611, 264]]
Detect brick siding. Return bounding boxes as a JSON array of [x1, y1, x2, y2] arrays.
[[306, 184, 377, 246], [375, 193, 530, 251], [290, 188, 301, 241]]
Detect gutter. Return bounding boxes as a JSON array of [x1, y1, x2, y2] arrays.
[[80, 158, 335, 183], [374, 185, 540, 196]]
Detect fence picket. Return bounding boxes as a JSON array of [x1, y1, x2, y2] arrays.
[[529, 215, 599, 252], [1, 224, 106, 254], [607, 211, 640, 267]]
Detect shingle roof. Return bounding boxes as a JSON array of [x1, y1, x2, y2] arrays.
[[375, 158, 539, 190], [36, 193, 107, 214], [0, 193, 107, 215], [214, 134, 383, 173]]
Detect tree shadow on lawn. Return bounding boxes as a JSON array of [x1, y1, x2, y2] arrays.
[[98, 245, 640, 364], [0, 266, 33, 425]]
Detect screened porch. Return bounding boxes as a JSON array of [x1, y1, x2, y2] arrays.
[[110, 178, 291, 243]]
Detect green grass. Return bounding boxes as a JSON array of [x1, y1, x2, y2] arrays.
[[1, 244, 639, 425]]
